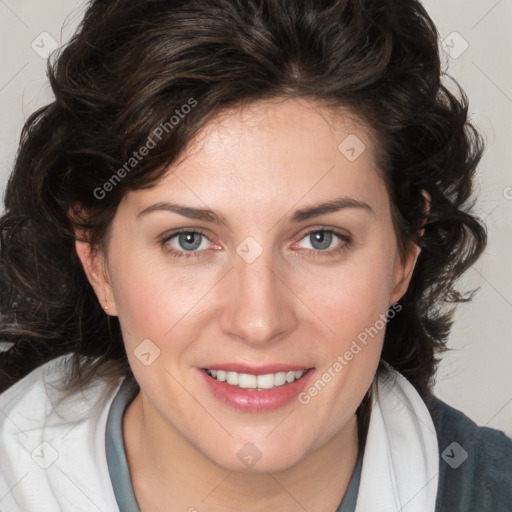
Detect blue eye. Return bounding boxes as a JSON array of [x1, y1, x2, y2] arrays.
[[162, 230, 212, 259], [297, 229, 350, 253], [173, 232, 206, 251], [306, 231, 335, 250]]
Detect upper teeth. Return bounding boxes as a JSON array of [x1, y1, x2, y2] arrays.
[[205, 369, 306, 390]]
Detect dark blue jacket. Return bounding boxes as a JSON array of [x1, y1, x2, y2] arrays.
[[427, 396, 512, 511]]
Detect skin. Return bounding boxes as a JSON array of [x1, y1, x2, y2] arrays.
[[75, 97, 420, 511]]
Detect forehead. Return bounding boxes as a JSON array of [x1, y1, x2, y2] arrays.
[[183, 97, 376, 163], [122, 97, 390, 216]]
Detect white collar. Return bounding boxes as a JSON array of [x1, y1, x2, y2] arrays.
[[355, 362, 439, 511]]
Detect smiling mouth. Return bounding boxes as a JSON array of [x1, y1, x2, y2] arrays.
[[202, 368, 311, 390]]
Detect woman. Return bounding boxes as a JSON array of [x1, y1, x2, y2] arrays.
[[0, 0, 510, 510]]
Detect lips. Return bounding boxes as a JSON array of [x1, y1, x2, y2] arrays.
[[198, 364, 315, 412]]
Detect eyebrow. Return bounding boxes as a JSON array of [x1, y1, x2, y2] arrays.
[[137, 196, 374, 225], [291, 197, 374, 222]]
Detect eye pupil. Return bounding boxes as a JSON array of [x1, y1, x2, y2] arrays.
[[310, 231, 332, 250]]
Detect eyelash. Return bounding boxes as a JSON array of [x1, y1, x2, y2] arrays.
[[160, 228, 352, 260]]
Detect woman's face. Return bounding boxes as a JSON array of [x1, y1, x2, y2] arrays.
[[80, 97, 419, 472]]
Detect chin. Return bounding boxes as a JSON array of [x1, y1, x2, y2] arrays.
[[201, 437, 309, 473]]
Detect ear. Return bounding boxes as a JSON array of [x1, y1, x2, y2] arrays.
[[389, 190, 429, 305], [74, 227, 118, 317], [389, 241, 421, 306]]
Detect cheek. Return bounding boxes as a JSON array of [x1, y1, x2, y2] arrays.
[[293, 253, 396, 427], [296, 248, 396, 348], [108, 250, 218, 350]]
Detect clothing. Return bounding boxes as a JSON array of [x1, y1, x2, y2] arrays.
[[427, 395, 512, 511], [0, 354, 511, 511], [105, 375, 140, 511]]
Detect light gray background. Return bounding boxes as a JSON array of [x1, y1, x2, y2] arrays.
[[0, 1, 511, 435]]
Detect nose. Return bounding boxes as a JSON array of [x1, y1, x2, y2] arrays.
[[219, 252, 298, 347]]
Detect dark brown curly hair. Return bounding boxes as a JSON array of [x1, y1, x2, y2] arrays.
[[0, 0, 486, 439]]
